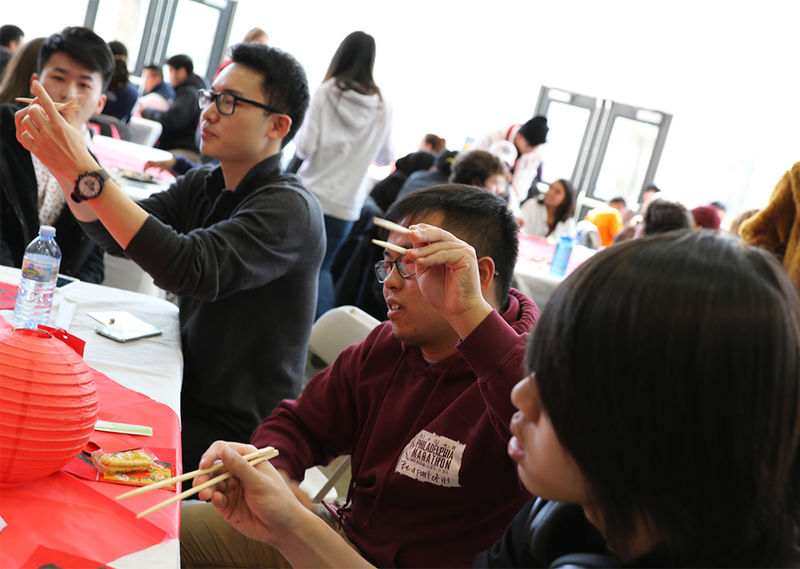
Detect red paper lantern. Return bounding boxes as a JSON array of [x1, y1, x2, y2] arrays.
[[0, 327, 98, 484]]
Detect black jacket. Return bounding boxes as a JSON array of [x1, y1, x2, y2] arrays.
[[142, 73, 207, 151], [0, 104, 104, 283]]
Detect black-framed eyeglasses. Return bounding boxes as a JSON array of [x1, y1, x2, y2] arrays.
[[374, 256, 417, 283], [199, 89, 285, 116]]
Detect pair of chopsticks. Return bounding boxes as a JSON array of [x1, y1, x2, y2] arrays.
[[372, 216, 411, 255], [15, 97, 79, 111], [116, 446, 278, 518]]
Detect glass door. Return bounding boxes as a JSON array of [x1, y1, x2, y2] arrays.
[[584, 103, 671, 207], [533, 86, 600, 190], [534, 86, 671, 219]]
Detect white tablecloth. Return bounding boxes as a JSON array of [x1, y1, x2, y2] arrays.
[[0, 266, 183, 569]]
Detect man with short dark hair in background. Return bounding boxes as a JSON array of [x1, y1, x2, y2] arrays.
[[135, 63, 175, 114], [0, 26, 110, 283], [0, 24, 25, 79], [142, 53, 206, 155]]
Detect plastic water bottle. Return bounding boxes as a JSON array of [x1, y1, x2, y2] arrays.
[[13, 225, 62, 329], [549, 235, 574, 277]]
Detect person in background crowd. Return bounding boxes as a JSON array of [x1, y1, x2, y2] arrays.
[[643, 198, 694, 235], [214, 27, 269, 79], [395, 149, 458, 201], [519, 178, 576, 238], [450, 149, 515, 212], [419, 132, 446, 154], [180, 185, 539, 569], [740, 161, 800, 292], [638, 183, 661, 214], [369, 150, 435, 212], [477, 115, 548, 203], [15, 42, 323, 481], [142, 53, 206, 156], [136, 64, 175, 113], [0, 26, 110, 283], [584, 202, 623, 246], [479, 230, 800, 567], [0, 25, 24, 79], [293, 30, 394, 319], [0, 36, 44, 104], [690, 205, 722, 231], [101, 40, 139, 123], [609, 195, 636, 225]]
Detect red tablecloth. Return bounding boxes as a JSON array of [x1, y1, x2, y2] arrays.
[[0, 319, 182, 568]]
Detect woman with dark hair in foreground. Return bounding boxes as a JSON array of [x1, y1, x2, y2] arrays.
[[186, 230, 800, 568], [491, 229, 800, 567]]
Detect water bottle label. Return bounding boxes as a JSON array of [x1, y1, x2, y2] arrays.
[[21, 259, 57, 283]]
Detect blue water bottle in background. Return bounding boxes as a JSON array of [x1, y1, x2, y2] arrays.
[[13, 225, 62, 329], [549, 235, 574, 277]]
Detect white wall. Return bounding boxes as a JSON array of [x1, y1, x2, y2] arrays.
[[228, 0, 799, 214], [7, 0, 800, 214]]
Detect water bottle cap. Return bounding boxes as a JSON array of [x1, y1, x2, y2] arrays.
[[39, 225, 56, 238]]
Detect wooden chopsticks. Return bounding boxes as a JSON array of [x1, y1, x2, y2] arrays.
[[372, 217, 411, 254], [116, 446, 278, 518], [372, 216, 411, 235], [15, 97, 79, 111]]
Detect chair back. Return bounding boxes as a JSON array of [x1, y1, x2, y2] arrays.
[[309, 305, 380, 366], [127, 116, 163, 147]]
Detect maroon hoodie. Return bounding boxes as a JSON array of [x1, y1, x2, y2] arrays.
[[252, 289, 540, 567]]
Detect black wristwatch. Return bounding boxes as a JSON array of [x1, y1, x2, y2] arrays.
[[71, 168, 111, 203]]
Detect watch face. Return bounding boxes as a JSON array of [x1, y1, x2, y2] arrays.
[[79, 173, 102, 198]]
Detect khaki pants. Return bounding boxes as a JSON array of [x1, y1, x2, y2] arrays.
[[180, 501, 356, 568]]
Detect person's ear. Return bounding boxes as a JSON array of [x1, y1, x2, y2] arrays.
[[267, 113, 292, 140], [29, 73, 40, 96], [477, 256, 495, 292], [93, 94, 107, 115]]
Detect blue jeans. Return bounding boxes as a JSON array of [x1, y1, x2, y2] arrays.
[[316, 215, 354, 319]]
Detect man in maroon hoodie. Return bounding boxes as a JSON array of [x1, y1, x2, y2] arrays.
[[181, 184, 540, 568]]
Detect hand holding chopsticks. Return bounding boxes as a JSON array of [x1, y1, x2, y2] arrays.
[[116, 446, 278, 518], [15, 97, 79, 112]]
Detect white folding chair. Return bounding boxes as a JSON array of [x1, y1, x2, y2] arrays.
[[301, 305, 380, 502], [127, 116, 163, 147]]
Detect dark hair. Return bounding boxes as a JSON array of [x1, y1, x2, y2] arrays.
[[423, 133, 447, 153], [644, 183, 660, 193], [323, 31, 380, 98], [609, 196, 626, 207], [528, 231, 800, 565], [451, 150, 506, 188], [39, 27, 114, 91], [384, 184, 519, 307], [644, 198, 694, 235], [0, 25, 24, 47], [710, 200, 727, 212], [0, 37, 44, 104], [144, 64, 163, 79], [230, 42, 309, 147], [166, 54, 193, 75], [107, 40, 130, 93], [549, 179, 576, 223]]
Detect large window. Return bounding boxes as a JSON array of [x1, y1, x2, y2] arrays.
[[85, 0, 235, 80], [534, 86, 671, 217]]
